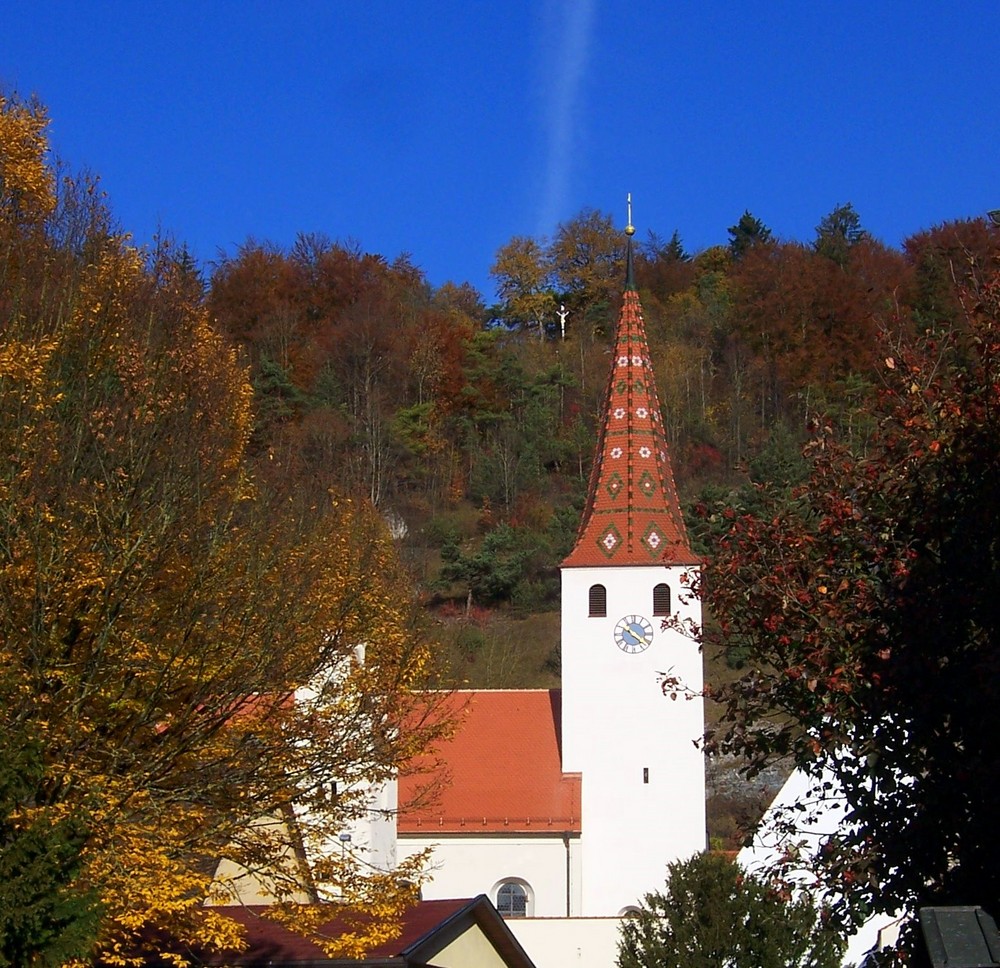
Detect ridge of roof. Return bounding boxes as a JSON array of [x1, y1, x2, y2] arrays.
[[445, 687, 552, 693], [562, 214, 696, 568]]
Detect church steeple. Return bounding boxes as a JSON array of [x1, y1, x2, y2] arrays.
[[562, 201, 696, 568]]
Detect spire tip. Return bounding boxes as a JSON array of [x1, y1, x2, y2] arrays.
[[625, 193, 636, 288]]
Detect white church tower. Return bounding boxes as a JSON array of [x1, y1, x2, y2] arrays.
[[560, 203, 706, 916]]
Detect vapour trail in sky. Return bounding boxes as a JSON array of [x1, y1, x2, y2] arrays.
[[4, 4, 997, 294], [535, 0, 597, 240]]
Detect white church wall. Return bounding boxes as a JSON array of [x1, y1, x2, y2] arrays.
[[288, 777, 400, 900], [291, 655, 399, 879], [398, 834, 577, 917], [561, 564, 705, 915], [507, 917, 623, 968], [345, 776, 398, 872]]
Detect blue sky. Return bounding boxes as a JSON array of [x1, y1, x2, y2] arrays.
[[3, 2, 998, 299]]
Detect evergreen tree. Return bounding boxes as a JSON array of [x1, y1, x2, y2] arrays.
[[617, 853, 844, 968], [814, 202, 866, 266], [727, 210, 773, 260], [0, 743, 100, 966], [644, 229, 689, 263]]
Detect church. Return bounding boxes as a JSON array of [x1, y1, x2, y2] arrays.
[[393, 210, 706, 930], [215, 210, 707, 968]]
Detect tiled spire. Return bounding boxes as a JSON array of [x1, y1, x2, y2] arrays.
[[562, 206, 696, 568]]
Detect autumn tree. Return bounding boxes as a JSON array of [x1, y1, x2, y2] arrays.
[[694, 270, 1000, 951], [635, 232, 697, 315], [617, 853, 844, 968], [727, 238, 909, 426], [0, 93, 55, 225], [209, 236, 487, 523], [489, 235, 557, 340], [904, 216, 1000, 326], [549, 208, 624, 317], [1, 93, 446, 964], [490, 210, 624, 342]]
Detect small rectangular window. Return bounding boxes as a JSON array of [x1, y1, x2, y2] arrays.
[[653, 583, 671, 616], [643, 767, 649, 784]]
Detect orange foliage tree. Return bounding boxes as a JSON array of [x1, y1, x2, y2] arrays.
[[1, 92, 447, 965]]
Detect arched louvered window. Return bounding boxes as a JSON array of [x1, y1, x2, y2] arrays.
[[653, 582, 671, 616], [589, 584, 607, 617]]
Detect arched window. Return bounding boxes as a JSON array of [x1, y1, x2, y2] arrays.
[[589, 584, 607, 617], [495, 879, 532, 918], [653, 582, 671, 616]]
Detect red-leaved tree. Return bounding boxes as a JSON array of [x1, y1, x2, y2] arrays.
[[691, 269, 1000, 948]]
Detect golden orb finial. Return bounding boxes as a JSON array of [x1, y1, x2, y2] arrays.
[[625, 192, 635, 235]]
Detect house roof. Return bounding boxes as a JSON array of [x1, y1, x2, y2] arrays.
[[150, 895, 537, 967], [398, 690, 580, 835], [562, 224, 696, 568]]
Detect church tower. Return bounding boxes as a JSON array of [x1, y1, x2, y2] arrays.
[[560, 202, 705, 916]]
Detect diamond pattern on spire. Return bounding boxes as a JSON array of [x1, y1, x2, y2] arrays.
[[642, 522, 664, 556], [598, 523, 622, 558]]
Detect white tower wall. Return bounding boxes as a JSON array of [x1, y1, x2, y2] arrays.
[[561, 563, 705, 915]]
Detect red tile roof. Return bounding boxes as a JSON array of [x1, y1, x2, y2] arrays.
[[399, 690, 580, 834], [562, 247, 697, 568]]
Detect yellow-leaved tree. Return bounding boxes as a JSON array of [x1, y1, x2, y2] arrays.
[[0, 92, 447, 966]]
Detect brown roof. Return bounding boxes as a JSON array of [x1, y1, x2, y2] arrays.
[[398, 690, 580, 835], [141, 895, 537, 966], [562, 241, 696, 568]]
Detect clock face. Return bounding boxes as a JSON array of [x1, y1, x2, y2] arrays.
[[614, 614, 654, 653]]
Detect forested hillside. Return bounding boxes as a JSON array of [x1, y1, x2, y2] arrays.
[[204, 208, 1000, 682]]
